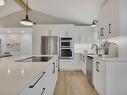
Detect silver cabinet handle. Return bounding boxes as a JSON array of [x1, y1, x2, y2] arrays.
[[41, 88, 46, 95], [29, 72, 46, 88], [96, 61, 99, 72]]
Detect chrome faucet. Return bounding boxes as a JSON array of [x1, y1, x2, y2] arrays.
[[91, 44, 99, 54]]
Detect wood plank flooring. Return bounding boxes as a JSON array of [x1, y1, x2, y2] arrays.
[[54, 71, 98, 95]]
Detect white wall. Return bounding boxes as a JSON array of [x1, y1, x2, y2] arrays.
[[0, 34, 32, 55], [20, 34, 32, 55], [74, 44, 93, 53], [0, 28, 32, 55]]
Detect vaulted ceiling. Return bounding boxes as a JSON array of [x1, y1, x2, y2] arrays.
[[0, 0, 107, 25]]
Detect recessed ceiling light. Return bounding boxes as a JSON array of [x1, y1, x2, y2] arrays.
[[7, 31, 11, 33], [0, 0, 5, 6], [21, 31, 25, 33]]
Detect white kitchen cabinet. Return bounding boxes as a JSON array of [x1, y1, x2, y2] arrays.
[[75, 26, 94, 44], [57, 25, 75, 37], [74, 53, 87, 74], [60, 58, 81, 71], [80, 54, 86, 75], [18, 72, 47, 95], [98, 2, 109, 39], [97, 0, 119, 39], [33, 25, 59, 36], [33, 24, 75, 55], [93, 59, 106, 95], [93, 58, 127, 95], [33, 24, 75, 37], [18, 58, 58, 95]]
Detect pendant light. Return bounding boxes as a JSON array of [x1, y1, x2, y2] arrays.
[[20, 0, 34, 26], [91, 20, 98, 27], [0, 0, 5, 6]]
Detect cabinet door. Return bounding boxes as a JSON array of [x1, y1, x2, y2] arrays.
[[98, 0, 119, 39], [18, 58, 58, 95], [99, 61, 106, 95], [18, 71, 47, 95], [108, 0, 119, 37], [93, 59, 106, 95], [59, 25, 75, 38], [93, 59, 101, 93], [98, 3, 109, 39], [75, 26, 93, 44], [44, 59, 58, 95], [33, 25, 61, 36]]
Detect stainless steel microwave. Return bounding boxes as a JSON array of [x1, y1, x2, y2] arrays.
[[60, 37, 73, 48]]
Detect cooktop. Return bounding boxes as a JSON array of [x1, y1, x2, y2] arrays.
[[16, 56, 53, 62]]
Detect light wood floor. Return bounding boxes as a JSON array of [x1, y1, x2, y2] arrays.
[[54, 71, 98, 95]]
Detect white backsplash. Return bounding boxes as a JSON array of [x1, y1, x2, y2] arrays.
[[103, 36, 127, 57], [74, 44, 94, 53]]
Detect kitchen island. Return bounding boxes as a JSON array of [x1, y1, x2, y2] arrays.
[[0, 55, 58, 95]]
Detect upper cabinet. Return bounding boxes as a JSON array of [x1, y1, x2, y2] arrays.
[[75, 26, 94, 44], [33, 25, 94, 44], [33, 24, 75, 37], [98, 0, 119, 39], [32, 24, 75, 54]]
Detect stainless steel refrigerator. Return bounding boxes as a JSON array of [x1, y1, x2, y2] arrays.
[[41, 36, 59, 55]]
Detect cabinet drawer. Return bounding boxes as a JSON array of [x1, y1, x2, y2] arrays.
[[18, 72, 47, 95]]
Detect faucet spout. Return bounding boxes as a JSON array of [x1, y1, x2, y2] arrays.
[[91, 44, 99, 54]]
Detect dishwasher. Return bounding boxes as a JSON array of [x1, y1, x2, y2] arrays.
[[86, 56, 93, 85]]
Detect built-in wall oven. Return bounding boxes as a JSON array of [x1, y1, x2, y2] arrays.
[[60, 48, 74, 59], [60, 37, 74, 59]]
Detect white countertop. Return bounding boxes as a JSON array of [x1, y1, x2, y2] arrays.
[[87, 55, 127, 62], [75, 53, 127, 62], [0, 55, 57, 95]]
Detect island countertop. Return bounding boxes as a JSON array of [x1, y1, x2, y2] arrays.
[[0, 55, 57, 95]]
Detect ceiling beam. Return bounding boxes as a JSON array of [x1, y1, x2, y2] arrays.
[[15, 0, 30, 10]]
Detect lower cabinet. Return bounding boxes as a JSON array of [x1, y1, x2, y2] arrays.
[[93, 59, 106, 95], [93, 59, 127, 95], [18, 58, 58, 95]]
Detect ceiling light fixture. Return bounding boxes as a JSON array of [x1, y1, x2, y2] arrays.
[[20, 0, 34, 26], [91, 20, 98, 27], [0, 0, 5, 6]]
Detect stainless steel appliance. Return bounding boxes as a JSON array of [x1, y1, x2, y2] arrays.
[[59, 37, 74, 59], [41, 36, 59, 55], [60, 48, 74, 59], [0, 39, 1, 54], [86, 56, 93, 85], [60, 38, 73, 48]]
